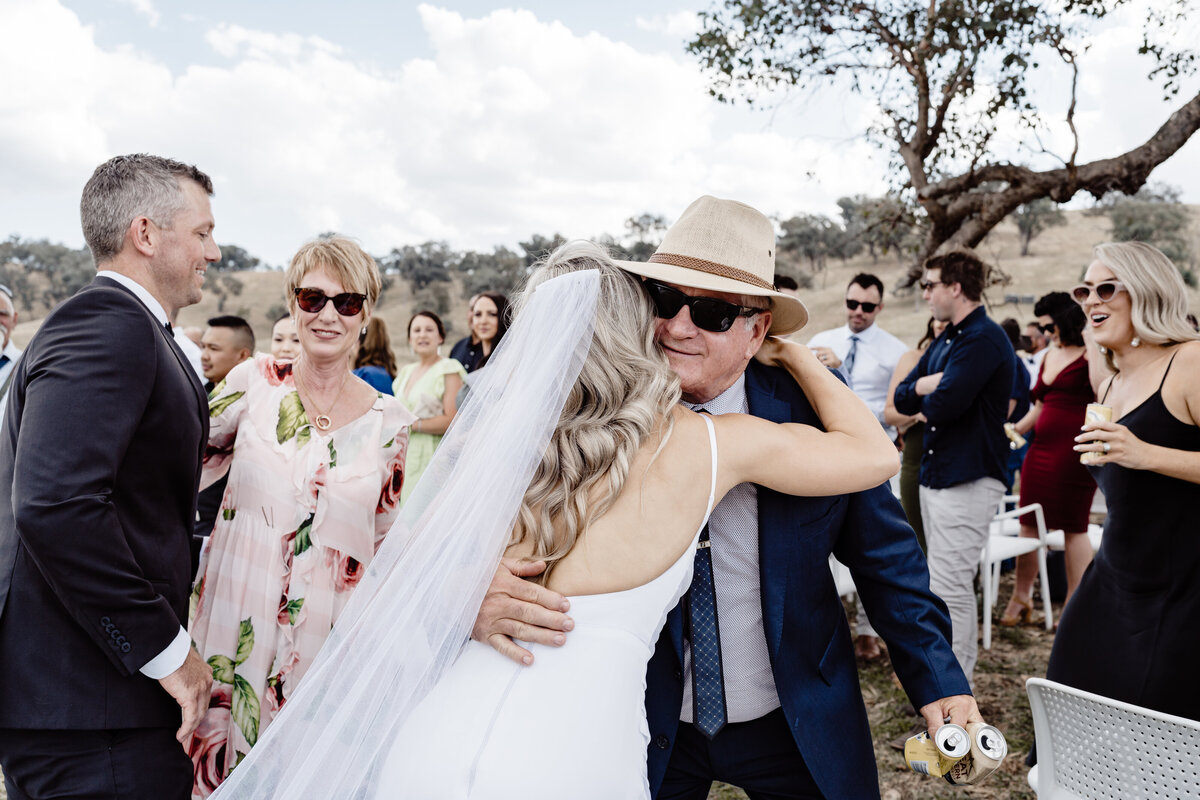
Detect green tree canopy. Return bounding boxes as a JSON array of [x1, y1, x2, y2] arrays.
[[689, 0, 1200, 281]]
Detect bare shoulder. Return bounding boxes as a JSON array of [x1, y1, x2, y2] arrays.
[[895, 348, 921, 374], [1167, 341, 1200, 389]]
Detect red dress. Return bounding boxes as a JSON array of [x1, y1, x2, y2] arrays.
[[1019, 354, 1097, 531]]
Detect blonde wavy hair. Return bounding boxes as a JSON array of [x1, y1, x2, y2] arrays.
[[1092, 241, 1200, 372], [510, 241, 681, 582]]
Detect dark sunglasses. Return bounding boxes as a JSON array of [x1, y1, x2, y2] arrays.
[[294, 287, 367, 316], [1071, 281, 1127, 305], [845, 299, 878, 313], [1036, 322, 1056, 335], [919, 279, 945, 291], [643, 279, 761, 333]]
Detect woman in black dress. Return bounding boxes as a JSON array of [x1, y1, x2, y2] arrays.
[[1048, 241, 1200, 719]]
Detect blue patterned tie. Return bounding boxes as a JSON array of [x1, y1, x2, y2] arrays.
[[688, 524, 727, 739], [844, 334, 860, 377]]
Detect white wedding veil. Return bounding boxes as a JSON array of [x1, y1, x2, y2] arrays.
[[212, 269, 600, 798]]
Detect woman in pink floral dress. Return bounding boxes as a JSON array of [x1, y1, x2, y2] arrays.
[[188, 236, 414, 797]]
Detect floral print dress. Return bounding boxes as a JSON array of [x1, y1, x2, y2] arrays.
[[188, 355, 413, 797]]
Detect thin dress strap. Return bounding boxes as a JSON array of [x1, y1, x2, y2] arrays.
[[1157, 350, 1180, 391], [700, 413, 718, 520]]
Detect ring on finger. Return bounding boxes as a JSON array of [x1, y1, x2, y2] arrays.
[[1103, 441, 1111, 453]]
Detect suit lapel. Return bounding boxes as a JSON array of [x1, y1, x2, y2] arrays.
[[92, 277, 208, 419], [745, 362, 792, 656]]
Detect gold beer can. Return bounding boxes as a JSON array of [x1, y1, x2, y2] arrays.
[[1080, 403, 1113, 464], [945, 722, 1008, 785], [904, 723, 970, 778]]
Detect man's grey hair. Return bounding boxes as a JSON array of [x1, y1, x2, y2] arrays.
[[740, 294, 771, 330], [80, 153, 214, 265]]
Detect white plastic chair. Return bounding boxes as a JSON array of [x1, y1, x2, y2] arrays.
[[980, 499, 1053, 649], [1044, 523, 1104, 554], [1026, 677, 1200, 798]]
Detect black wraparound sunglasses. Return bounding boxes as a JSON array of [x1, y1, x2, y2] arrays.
[[643, 279, 761, 333], [294, 287, 367, 316], [1036, 322, 1056, 334], [845, 299, 878, 313]]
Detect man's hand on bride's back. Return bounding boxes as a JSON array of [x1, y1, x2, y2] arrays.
[[473, 557, 574, 665]]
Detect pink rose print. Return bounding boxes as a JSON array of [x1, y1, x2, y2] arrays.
[[376, 449, 405, 513], [189, 684, 233, 797], [259, 357, 293, 387], [330, 552, 364, 593]]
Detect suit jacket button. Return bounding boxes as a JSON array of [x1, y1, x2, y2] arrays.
[[673, 669, 683, 681], [654, 735, 669, 750]]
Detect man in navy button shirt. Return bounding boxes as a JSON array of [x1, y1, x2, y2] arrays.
[[894, 250, 1019, 686]]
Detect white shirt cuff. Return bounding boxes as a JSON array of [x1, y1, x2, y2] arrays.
[[139, 626, 190, 679]]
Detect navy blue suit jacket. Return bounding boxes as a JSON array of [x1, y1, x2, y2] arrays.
[[645, 360, 969, 799], [0, 277, 208, 729]]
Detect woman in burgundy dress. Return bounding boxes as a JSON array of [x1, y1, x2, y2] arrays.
[[1000, 292, 1095, 624]]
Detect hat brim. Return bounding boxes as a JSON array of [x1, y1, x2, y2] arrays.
[[615, 259, 808, 336]]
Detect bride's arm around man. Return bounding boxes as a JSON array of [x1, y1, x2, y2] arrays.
[[475, 195, 978, 800]]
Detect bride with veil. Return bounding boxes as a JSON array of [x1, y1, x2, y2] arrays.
[[211, 241, 898, 799]]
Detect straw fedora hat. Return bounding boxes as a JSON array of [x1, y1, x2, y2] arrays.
[[615, 195, 808, 335]]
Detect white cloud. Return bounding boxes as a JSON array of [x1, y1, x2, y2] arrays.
[[116, 0, 159, 27], [635, 11, 700, 39], [8, 0, 1195, 266], [2, 0, 891, 263]]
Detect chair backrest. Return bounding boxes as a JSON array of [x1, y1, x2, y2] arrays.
[[1026, 677, 1200, 799]]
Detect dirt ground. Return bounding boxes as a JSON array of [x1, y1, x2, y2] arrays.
[[709, 568, 1056, 799]]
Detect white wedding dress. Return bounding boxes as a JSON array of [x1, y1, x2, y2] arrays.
[[374, 414, 717, 799]]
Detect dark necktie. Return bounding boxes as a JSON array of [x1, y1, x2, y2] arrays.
[[688, 521, 727, 738], [0, 355, 9, 370], [164, 320, 174, 335], [844, 334, 860, 376]]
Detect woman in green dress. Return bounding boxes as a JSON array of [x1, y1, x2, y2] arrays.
[[393, 310, 467, 505]]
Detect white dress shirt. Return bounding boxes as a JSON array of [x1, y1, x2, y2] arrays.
[[95, 270, 191, 679], [680, 374, 781, 724], [0, 340, 24, 427], [174, 327, 205, 381], [808, 323, 909, 440]]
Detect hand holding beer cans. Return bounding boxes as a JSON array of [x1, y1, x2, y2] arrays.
[[903, 722, 1008, 785]]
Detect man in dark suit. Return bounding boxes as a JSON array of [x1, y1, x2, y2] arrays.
[[0, 154, 219, 800], [473, 197, 981, 799]]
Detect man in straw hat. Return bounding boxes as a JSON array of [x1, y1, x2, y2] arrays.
[[473, 196, 979, 799]]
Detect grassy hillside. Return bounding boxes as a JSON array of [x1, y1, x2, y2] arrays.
[[11, 209, 1200, 357]]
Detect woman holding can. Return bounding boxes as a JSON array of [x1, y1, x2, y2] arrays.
[[1045, 241, 1200, 721], [998, 292, 1095, 624]]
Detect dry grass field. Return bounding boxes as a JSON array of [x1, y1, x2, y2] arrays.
[[13, 207, 1200, 357]]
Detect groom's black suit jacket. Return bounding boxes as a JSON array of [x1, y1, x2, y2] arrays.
[[0, 276, 208, 729]]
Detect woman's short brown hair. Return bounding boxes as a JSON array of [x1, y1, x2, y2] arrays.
[[285, 235, 381, 315]]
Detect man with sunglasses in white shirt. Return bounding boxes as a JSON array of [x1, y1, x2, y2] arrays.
[[807, 274, 908, 662]]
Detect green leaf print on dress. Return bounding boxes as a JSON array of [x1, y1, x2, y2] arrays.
[[235, 618, 254, 665], [285, 598, 305, 625], [276, 391, 312, 447], [209, 391, 245, 418], [294, 514, 314, 556], [327, 439, 337, 468], [208, 654, 236, 684], [232, 673, 261, 746]]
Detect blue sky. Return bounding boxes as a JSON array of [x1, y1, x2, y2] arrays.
[[3, 0, 1199, 266]]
